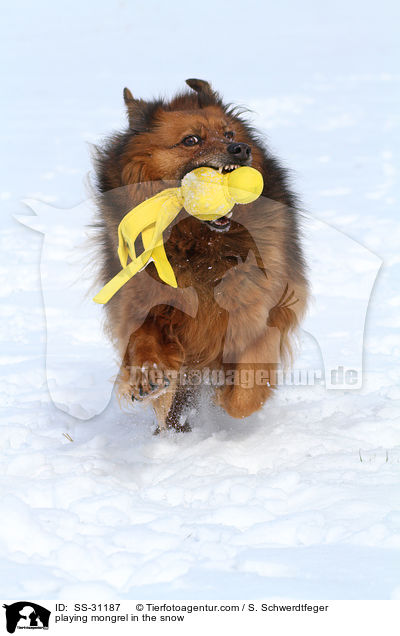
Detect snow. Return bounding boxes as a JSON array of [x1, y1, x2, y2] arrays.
[[1, 0, 400, 601]]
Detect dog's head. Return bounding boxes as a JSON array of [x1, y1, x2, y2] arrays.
[[108, 79, 267, 232], [96, 79, 294, 237], [123, 80, 263, 172]]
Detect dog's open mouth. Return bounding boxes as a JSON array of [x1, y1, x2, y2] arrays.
[[204, 163, 239, 232], [182, 162, 244, 232], [206, 211, 233, 232]]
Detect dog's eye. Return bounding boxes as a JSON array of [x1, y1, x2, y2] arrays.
[[224, 131, 235, 140], [182, 135, 201, 147]]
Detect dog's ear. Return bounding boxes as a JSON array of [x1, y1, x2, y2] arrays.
[[185, 78, 220, 106], [123, 88, 162, 132], [185, 78, 213, 95], [123, 87, 142, 127], [123, 87, 135, 104]]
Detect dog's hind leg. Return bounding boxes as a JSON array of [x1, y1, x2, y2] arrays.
[[153, 383, 198, 433], [165, 384, 199, 432], [151, 375, 178, 433]]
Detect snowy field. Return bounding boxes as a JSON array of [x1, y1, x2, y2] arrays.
[[1, 0, 400, 600]]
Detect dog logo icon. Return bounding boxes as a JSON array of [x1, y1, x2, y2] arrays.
[[2, 602, 51, 633]]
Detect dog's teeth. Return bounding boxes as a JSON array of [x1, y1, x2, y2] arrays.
[[221, 163, 240, 173], [218, 167, 223, 173]]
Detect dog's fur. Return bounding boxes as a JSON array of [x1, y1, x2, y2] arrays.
[[93, 79, 308, 430]]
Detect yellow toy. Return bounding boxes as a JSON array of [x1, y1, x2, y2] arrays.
[[93, 166, 263, 304]]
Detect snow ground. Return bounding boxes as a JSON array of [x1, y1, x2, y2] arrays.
[[1, 0, 400, 600]]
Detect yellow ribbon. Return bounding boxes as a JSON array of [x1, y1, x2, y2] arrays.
[[93, 166, 263, 304]]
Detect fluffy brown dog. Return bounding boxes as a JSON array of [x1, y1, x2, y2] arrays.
[[94, 79, 308, 431]]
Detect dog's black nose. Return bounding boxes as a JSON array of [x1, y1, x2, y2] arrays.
[[227, 142, 251, 160]]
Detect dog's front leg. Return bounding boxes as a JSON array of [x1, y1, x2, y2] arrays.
[[118, 318, 183, 430]]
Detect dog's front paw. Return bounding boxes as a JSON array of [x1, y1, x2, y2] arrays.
[[128, 362, 171, 402]]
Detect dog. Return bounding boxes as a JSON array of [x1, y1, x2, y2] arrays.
[[93, 78, 308, 431]]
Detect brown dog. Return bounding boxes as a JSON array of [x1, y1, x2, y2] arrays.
[[93, 79, 308, 431]]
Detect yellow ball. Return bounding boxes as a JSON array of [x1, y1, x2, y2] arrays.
[[226, 166, 264, 204], [181, 165, 264, 221], [181, 167, 230, 220]]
